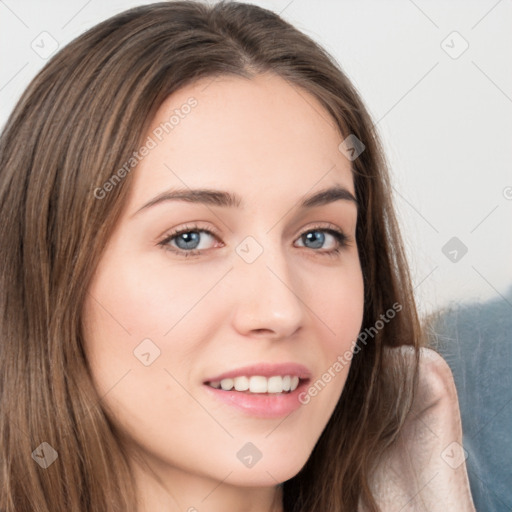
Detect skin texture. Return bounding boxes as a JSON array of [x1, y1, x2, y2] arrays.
[[82, 73, 365, 512]]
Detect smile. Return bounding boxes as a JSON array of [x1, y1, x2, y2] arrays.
[[207, 375, 301, 394]]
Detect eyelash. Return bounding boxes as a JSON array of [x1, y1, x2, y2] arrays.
[[157, 223, 351, 259]]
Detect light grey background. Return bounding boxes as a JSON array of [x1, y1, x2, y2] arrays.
[[1, 0, 511, 319]]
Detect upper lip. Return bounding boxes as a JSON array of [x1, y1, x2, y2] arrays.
[[203, 362, 312, 383]]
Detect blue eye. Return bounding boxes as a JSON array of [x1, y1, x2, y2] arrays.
[[297, 229, 347, 254], [158, 224, 350, 258], [171, 230, 210, 251], [159, 226, 216, 256]]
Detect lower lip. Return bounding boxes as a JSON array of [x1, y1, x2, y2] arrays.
[[202, 380, 309, 419]]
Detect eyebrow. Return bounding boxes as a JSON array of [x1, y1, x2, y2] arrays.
[[132, 184, 358, 217]]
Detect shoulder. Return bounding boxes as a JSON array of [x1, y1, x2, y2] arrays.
[[383, 345, 457, 409], [367, 346, 476, 511]]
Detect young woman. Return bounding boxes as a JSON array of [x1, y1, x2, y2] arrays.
[[0, 2, 475, 511]]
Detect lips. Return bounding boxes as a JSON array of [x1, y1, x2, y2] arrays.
[[202, 362, 312, 418]]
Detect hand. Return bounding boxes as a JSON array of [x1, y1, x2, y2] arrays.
[[367, 347, 476, 511]]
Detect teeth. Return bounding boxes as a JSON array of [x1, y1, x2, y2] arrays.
[[209, 375, 301, 394], [220, 378, 234, 391], [234, 376, 249, 391], [249, 376, 267, 393], [267, 376, 282, 393]]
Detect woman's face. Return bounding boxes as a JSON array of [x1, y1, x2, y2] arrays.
[[82, 73, 364, 495]]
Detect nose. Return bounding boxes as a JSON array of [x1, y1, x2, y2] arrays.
[[229, 236, 305, 340]]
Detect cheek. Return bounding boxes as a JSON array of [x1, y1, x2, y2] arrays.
[[84, 251, 217, 344], [311, 260, 365, 355], [80, 251, 233, 408], [291, 260, 365, 419], [81, 256, 216, 464]]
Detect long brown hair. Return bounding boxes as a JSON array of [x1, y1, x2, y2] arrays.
[[0, 2, 425, 510]]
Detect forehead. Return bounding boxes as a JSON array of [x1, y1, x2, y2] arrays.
[[128, 73, 354, 209]]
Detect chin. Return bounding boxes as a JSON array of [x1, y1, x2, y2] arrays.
[[220, 453, 310, 488]]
